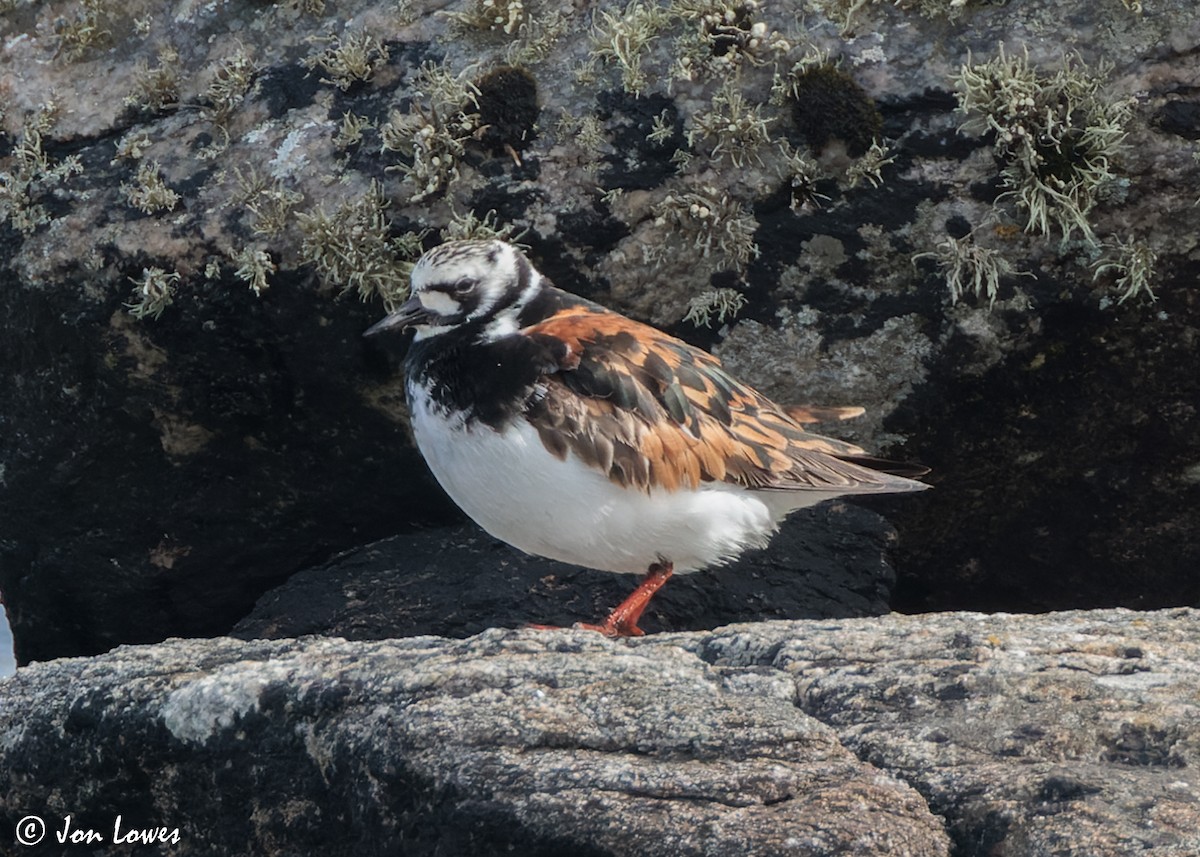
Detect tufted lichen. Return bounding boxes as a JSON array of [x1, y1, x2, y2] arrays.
[[295, 180, 414, 309], [122, 160, 180, 214], [647, 187, 759, 271], [1093, 238, 1157, 305], [0, 102, 84, 233], [954, 46, 1131, 246], [381, 63, 482, 202], [683, 286, 748, 327], [126, 267, 181, 320], [304, 30, 390, 91], [687, 77, 775, 167], [913, 233, 1032, 307]]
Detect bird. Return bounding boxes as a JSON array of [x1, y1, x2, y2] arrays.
[[365, 239, 929, 637]]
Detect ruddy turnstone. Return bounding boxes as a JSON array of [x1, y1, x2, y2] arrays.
[[366, 239, 928, 636]]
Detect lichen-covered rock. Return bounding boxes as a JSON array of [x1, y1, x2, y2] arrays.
[[3, 0, 1199, 664], [3, 609, 1198, 856], [689, 608, 1200, 856], [0, 629, 950, 857]]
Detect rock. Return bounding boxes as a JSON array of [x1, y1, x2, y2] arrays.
[[689, 608, 1200, 856], [3, 0, 1200, 665], [0, 628, 948, 857], [4, 608, 1199, 855], [232, 503, 903, 641]]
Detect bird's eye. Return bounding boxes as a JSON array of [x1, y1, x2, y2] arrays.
[[451, 278, 473, 294]]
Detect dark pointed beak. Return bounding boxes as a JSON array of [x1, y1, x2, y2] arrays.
[[363, 294, 430, 337]]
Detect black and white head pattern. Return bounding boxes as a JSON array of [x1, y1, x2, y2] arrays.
[[407, 240, 540, 341]]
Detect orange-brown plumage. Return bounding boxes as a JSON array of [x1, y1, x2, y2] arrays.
[[522, 305, 921, 496]]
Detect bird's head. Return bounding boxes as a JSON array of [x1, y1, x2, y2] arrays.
[[364, 239, 540, 341]]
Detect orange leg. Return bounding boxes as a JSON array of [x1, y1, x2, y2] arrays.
[[575, 562, 675, 637]]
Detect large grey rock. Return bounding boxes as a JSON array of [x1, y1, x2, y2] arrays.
[[691, 608, 1200, 855], [3, 0, 1199, 667], [2, 609, 1198, 855], [0, 629, 947, 857]]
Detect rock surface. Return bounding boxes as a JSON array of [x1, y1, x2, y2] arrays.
[[3, 608, 1199, 856], [232, 503, 904, 640], [3, 0, 1199, 666]]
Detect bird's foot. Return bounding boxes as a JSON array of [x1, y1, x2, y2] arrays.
[[578, 562, 675, 637]]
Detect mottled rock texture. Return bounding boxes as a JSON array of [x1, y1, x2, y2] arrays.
[[2, 0, 1199, 665], [3, 608, 1199, 856]]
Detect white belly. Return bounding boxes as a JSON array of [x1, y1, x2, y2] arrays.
[[409, 390, 841, 574]]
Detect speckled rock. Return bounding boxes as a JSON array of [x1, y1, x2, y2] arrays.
[[688, 608, 1200, 856], [3, 0, 1200, 665], [3, 609, 1199, 856], [0, 629, 949, 857]]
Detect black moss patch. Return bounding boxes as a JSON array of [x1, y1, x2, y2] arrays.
[[789, 65, 883, 158], [475, 66, 540, 156], [596, 90, 683, 190], [466, 184, 542, 230], [258, 61, 325, 117], [1154, 100, 1200, 139]]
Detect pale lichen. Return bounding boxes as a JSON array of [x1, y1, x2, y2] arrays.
[[202, 47, 258, 122], [231, 247, 276, 296], [295, 180, 414, 309], [232, 168, 303, 238], [124, 47, 182, 113], [1093, 238, 1157, 305], [54, 0, 113, 60], [444, 0, 528, 35], [687, 76, 775, 167], [333, 112, 376, 150], [126, 267, 181, 320], [647, 187, 759, 270], [954, 46, 1131, 246], [683, 286, 748, 327], [587, 0, 674, 96], [304, 30, 390, 91], [122, 160, 180, 213], [845, 138, 895, 189], [0, 102, 84, 233], [441, 208, 528, 246], [913, 233, 1032, 307], [381, 63, 482, 202]]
